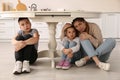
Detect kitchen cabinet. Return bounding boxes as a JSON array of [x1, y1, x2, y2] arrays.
[[0, 19, 15, 41], [32, 22, 49, 39], [117, 14, 120, 38], [86, 18, 102, 30], [87, 13, 120, 39], [100, 13, 119, 38], [0, 13, 120, 41]]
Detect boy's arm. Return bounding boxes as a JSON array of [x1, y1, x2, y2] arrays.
[[11, 34, 19, 45], [11, 34, 26, 51], [24, 31, 39, 45]]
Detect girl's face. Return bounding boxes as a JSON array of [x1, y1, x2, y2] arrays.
[[66, 28, 76, 40], [19, 19, 31, 33], [73, 21, 86, 33]]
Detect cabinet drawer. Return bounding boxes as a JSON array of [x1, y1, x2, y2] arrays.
[[0, 27, 14, 39], [0, 20, 14, 27]]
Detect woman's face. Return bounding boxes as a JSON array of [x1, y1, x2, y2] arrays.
[[73, 21, 86, 33]]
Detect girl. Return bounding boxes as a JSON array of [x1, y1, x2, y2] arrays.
[[56, 26, 81, 69], [72, 17, 116, 71], [12, 17, 39, 74]]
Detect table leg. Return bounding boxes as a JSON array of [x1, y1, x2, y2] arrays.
[[47, 22, 58, 68]]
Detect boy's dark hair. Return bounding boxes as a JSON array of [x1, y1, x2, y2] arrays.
[[72, 17, 86, 25], [18, 17, 29, 23]]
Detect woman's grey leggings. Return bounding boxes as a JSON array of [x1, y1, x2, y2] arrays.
[[80, 38, 116, 62]]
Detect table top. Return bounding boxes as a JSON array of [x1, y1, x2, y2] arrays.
[[0, 11, 101, 18]]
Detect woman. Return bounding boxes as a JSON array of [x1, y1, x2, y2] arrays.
[[72, 17, 116, 71]]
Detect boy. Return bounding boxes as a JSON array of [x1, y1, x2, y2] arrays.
[[12, 17, 39, 74]]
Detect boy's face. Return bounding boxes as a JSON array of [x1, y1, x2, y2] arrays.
[[66, 28, 76, 40], [19, 19, 31, 32]]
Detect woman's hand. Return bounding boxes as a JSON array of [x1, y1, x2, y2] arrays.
[[79, 32, 91, 40]]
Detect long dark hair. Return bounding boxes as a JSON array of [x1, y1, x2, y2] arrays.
[[72, 17, 89, 33]]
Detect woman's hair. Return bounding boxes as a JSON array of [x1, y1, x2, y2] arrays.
[[18, 17, 29, 23], [72, 17, 89, 33], [72, 17, 85, 24], [64, 26, 79, 37]]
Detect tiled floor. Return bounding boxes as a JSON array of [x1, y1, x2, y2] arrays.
[[0, 41, 120, 80]]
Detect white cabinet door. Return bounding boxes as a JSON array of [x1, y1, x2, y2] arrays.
[[0, 19, 15, 40], [101, 13, 118, 38], [86, 18, 102, 31], [56, 22, 65, 39], [117, 14, 120, 38], [32, 22, 49, 39], [32, 22, 65, 39]]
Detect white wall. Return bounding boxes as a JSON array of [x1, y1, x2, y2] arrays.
[[0, 0, 120, 12]]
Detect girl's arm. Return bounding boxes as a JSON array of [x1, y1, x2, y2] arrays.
[[70, 37, 80, 53], [59, 37, 67, 51], [59, 37, 71, 54]]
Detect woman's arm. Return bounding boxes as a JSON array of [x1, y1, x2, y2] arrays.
[[88, 24, 103, 48], [80, 23, 103, 48]]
